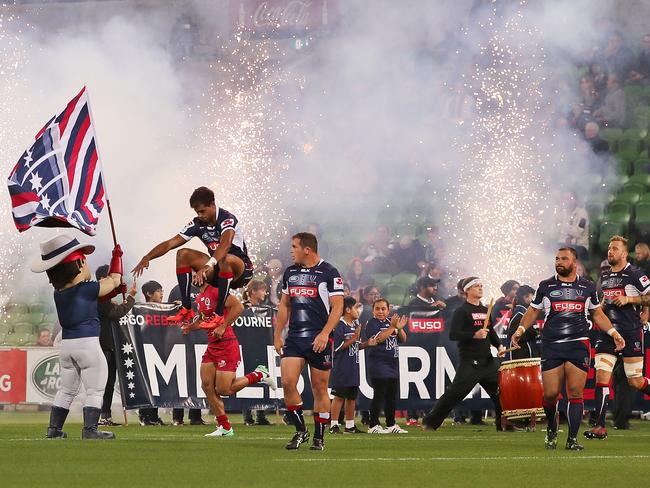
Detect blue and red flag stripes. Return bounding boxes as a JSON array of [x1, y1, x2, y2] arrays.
[[7, 87, 106, 236]]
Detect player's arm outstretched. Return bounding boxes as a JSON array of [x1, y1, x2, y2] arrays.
[[132, 235, 187, 277], [274, 293, 291, 355]]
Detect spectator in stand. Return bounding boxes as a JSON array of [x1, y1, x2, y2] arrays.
[[424, 228, 444, 265], [627, 34, 650, 85], [36, 328, 53, 347], [96, 264, 136, 427], [634, 242, 650, 275], [138, 281, 166, 426], [170, 13, 199, 63], [358, 285, 381, 326], [388, 235, 425, 274], [346, 258, 374, 293], [590, 62, 608, 94], [263, 259, 284, 306], [559, 192, 590, 262], [598, 31, 635, 80], [360, 226, 391, 263], [445, 279, 466, 315], [241, 280, 272, 426], [568, 77, 599, 131], [584, 122, 610, 154], [593, 74, 626, 127], [491, 280, 520, 339], [364, 299, 408, 434]]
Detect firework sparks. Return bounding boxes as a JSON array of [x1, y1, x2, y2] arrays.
[[444, 3, 555, 297]]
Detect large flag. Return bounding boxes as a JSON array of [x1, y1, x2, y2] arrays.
[[7, 87, 106, 236]]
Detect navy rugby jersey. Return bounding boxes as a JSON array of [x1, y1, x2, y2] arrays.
[[179, 207, 250, 262], [601, 263, 650, 332], [531, 275, 599, 343], [364, 318, 399, 379], [54, 281, 101, 339], [282, 259, 344, 336], [330, 319, 360, 387]]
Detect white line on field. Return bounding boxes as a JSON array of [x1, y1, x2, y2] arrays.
[[274, 455, 650, 462]]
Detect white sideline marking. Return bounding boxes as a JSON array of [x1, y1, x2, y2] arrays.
[[274, 455, 650, 462]]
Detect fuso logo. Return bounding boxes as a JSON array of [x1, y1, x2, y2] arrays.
[[409, 318, 445, 333], [221, 218, 235, 228], [552, 301, 584, 312], [289, 286, 317, 297], [603, 288, 624, 299]]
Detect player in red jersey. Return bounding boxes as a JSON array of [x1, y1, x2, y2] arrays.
[[182, 283, 275, 437]]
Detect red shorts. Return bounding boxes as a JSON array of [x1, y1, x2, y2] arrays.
[[201, 340, 241, 372]]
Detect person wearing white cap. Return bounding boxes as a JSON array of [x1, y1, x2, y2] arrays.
[[31, 234, 124, 440]]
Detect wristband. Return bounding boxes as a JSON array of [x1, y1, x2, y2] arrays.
[[516, 325, 526, 335], [206, 257, 218, 267], [606, 327, 618, 337]]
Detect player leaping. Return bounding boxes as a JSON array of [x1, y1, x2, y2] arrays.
[[132, 186, 254, 324]]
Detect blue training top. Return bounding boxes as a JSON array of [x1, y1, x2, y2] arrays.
[[364, 317, 400, 379], [53, 280, 101, 339]]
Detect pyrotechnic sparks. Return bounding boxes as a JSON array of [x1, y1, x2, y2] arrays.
[[0, 4, 30, 316], [443, 3, 555, 297], [193, 32, 292, 264]]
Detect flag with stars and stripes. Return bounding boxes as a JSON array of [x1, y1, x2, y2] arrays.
[[7, 87, 106, 236]]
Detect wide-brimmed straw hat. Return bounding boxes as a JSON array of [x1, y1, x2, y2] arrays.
[[30, 234, 95, 273]]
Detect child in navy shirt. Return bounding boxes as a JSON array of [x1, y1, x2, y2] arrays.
[[330, 296, 366, 434], [364, 298, 408, 434]]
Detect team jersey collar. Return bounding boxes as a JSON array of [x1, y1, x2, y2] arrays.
[[416, 294, 435, 304], [555, 274, 579, 284]]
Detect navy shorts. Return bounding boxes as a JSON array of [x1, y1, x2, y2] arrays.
[[211, 257, 253, 290], [541, 339, 592, 373], [595, 328, 644, 358], [282, 334, 333, 371], [331, 386, 359, 400]]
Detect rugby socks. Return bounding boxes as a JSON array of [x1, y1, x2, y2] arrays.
[[176, 267, 193, 309], [594, 383, 609, 428], [567, 398, 583, 439], [215, 271, 233, 316], [641, 378, 650, 396], [217, 415, 231, 431], [314, 412, 330, 440], [287, 404, 306, 432], [543, 399, 558, 432], [245, 371, 263, 384], [345, 419, 355, 429]]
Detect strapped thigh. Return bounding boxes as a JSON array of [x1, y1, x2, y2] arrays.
[[624, 357, 644, 378], [594, 353, 617, 373]]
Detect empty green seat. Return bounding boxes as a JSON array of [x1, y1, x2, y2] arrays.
[[598, 221, 626, 251], [609, 201, 632, 214], [389, 272, 418, 287], [628, 173, 650, 188], [600, 127, 623, 151], [372, 273, 393, 287], [639, 193, 650, 203], [615, 192, 641, 205], [624, 182, 646, 194], [633, 158, 650, 174]]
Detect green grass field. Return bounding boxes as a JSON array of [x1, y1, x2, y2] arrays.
[[1, 411, 649, 487]]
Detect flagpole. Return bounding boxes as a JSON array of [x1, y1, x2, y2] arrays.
[[85, 87, 125, 301]]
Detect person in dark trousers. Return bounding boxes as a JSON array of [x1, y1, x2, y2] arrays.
[[405, 276, 444, 426], [506, 285, 538, 360], [612, 359, 635, 429], [422, 276, 505, 431], [96, 265, 137, 426]]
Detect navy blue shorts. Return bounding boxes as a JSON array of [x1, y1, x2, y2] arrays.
[[282, 334, 333, 371], [541, 339, 592, 373], [595, 328, 644, 358], [210, 257, 253, 290]]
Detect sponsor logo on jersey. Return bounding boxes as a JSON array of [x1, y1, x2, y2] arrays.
[[641, 275, 650, 287], [289, 286, 318, 297], [333, 277, 344, 290], [471, 313, 487, 320], [31, 355, 60, 399], [549, 290, 563, 298], [221, 218, 235, 229], [603, 288, 625, 299], [409, 318, 445, 333], [551, 301, 585, 312], [208, 242, 218, 251], [288, 275, 300, 283]]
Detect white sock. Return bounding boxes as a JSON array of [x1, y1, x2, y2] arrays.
[[345, 419, 355, 429], [330, 420, 339, 427]]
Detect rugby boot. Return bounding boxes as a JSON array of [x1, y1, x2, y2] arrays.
[[565, 437, 585, 451], [199, 313, 224, 330], [82, 407, 116, 439], [583, 426, 608, 440], [46, 406, 69, 439], [544, 429, 558, 449], [254, 364, 277, 390], [168, 307, 195, 325], [285, 430, 310, 450], [309, 438, 325, 451]]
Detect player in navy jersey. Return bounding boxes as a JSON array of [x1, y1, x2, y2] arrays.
[[329, 296, 366, 434], [512, 247, 624, 451], [132, 186, 253, 325], [273, 232, 344, 451], [585, 236, 650, 440], [31, 234, 124, 440]]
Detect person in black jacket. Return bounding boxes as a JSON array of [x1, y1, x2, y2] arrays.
[[422, 276, 505, 431], [96, 265, 137, 426], [506, 285, 538, 359]]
